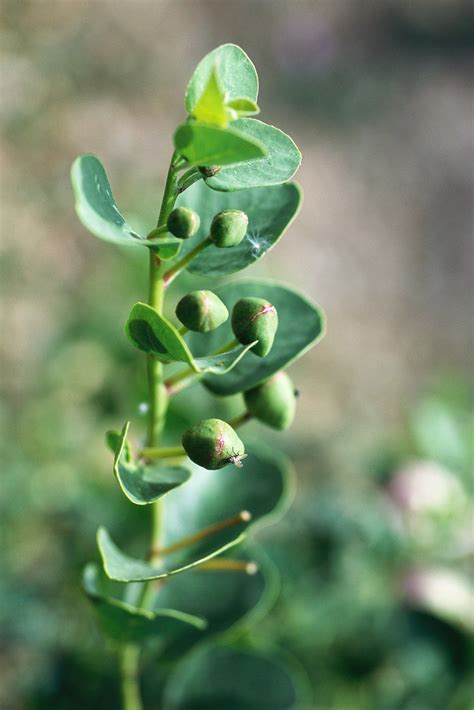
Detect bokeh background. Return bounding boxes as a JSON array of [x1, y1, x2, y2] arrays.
[[1, 1, 472, 708]]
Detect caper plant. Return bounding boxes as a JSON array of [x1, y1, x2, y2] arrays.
[[71, 45, 325, 710]]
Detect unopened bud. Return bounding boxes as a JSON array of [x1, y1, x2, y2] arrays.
[[176, 290, 228, 332], [182, 418, 246, 470], [231, 297, 278, 357], [244, 372, 296, 430], [210, 210, 248, 248], [167, 207, 200, 239]]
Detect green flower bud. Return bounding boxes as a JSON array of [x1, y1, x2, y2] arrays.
[[167, 207, 200, 239], [198, 165, 221, 177], [182, 418, 246, 470], [244, 372, 296, 430], [231, 297, 278, 357], [210, 210, 248, 248], [176, 290, 228, 332]]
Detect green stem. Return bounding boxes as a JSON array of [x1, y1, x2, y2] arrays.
[[146, 224, 168, 239], [165, 367, 201, 389], [228, 411, 253, 429], [140, 445, 186, 459], [177, 166, 203, 193], [145, 151, 180, 571], [164, 338, 239, 391], [163, 236, 212, 287], [119, 152, 180, 710], [166, 372, 200, 397], [119, 645, 142, 710], [210, 337, 239, 356], [150, 510, 251, 557]]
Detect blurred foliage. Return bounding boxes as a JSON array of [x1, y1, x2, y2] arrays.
[[259, 373, 473, 709], [1, 1, 473, 708]]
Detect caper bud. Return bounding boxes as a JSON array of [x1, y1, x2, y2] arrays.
[[182, 418, 246, 470], [176, 290, 228, 332], [167, 207, 200, 239], [244, 372, 296, 430], [231, 296, 278, 357], [210, 210, 248, 248]]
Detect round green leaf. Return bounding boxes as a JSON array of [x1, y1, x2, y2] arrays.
[[188, 280, 325, 396], [82, 563, 206, 644], [154, 545, 278, 659], [125, 303, 255, 374], [97, 443, 293, 582], [176, 181, 302, 276], [125, 302, 196, 367], [113, 422, 190, 505], [71, 155, 181, 258], [174, 122, 266, 168], [204, 119, 301, 192], [185, 44, 258, 115], [163, 645, 300, 710]]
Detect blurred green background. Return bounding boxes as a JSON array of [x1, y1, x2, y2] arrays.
[[1, 1, 472, 708]]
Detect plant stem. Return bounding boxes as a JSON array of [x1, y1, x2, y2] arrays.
[[150, 510, 251, 557], [177, 166, 203, 193], [164, 338, 240, 390], [163, 236, 212, 287], [119, 645, 142, 710], [146, 151, 180, 566], [228, 411, 253, 429], [165, 366, 201, 389], [119, 152, 180, 710], [166, 372, 200, 398], [140, 445, 186, 460], [198, 559, 258, 574], [146, 224, 168, 239], [209, 337, 239, 355]]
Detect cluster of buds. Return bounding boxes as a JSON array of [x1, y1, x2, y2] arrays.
[[167, 206, 299, 471], [167, 205, 248, 249]]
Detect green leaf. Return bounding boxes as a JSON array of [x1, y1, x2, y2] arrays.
[[176, 180, 302, 276], [97, 526, 245, 584], [188, 280, 325, 396], [82, 563, 206, 644], [192, 341, 258, 375], [106, 429, 132, 457], [163, 645, 302, 710], [226, 97, 260, 117], [97, 443, 292, 582], [154, 545, 278, 659], [147, 238, 183, 261], [125, 302, 196, 367], [113, 422, 190, 505], [204, 119, 301, 191], [174, 122, 266, 168], [125, 302, 256, 374], [71, 154, 142, 244], [185, 44, 258, 115], [71, 155, 182, 258], [191, 66, 229, 128]]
